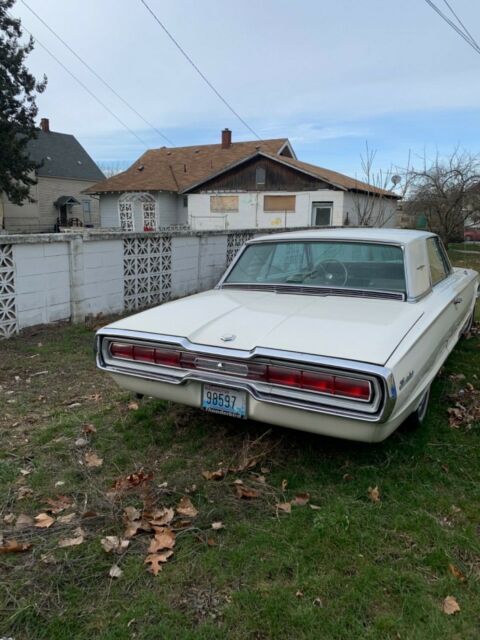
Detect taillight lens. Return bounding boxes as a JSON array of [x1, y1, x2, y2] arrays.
[[302, 371, 334, 393], [133, 345, 155, 363], [110, 342, 134, 359], [268, 366, 301, 387], [334, 376, 371, 401], [155, 349, 181, 367]]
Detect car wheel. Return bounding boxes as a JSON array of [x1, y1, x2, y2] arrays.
[[407, 385, 431, 428], [461, 311, 475, 337]]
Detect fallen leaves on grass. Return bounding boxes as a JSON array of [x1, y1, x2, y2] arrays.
[[45, 495, 73, 513], [448, 563, 466, 582], [83, 423, 97, 434], [234, 482, 260, 499], [58, 527, 85, 548], [447, 383, 480, 429], [0, 539, 32, 553], [202, 469, 225, 481], [101, 536, 130, 554], [107, 470, 153, 500], [211, 522, 224, 530], [57, 513, 76, 525], [3, 513, 15, 525], [15, 514, 34, 528], [16, 486, 33, 500], [109, 564, 123, 579], [176, 496, 198, 518], [442, 595, 460, 615], [144, 551, 173, 575], [368, 486, 381, 503], [123, 506, 152, 538], [281, 479, 288, 491], [84, 451, 103, 468], [127, 401, 139, 411], [34, 512, 55, 529], [148, 528, 176, 553], [276, 502, 292, 514], [292, 492, 310, 506], [148, 507, 175, 527]]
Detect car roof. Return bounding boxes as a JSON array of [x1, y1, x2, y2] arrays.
[[250, 228, 435, 245]]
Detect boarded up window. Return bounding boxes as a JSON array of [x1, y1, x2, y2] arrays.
[[264, 195, 296, 212], [210, 195, 239, 212]]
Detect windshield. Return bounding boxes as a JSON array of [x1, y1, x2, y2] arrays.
[[224, 241, 406, 294]]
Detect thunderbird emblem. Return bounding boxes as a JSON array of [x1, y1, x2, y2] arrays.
[[220, 334, 236, 342]]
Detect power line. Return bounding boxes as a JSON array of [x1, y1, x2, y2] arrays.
[[442, 0, 480, 50], [20, 0, 175, 146], [139, 0, 262, 141], [14, 19, 150, 148], [423, 0, 480, 54]]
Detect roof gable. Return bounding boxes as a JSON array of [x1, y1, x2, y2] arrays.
[[28, 130, 105, 182]]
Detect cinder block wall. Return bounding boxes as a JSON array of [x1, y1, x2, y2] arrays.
[[0, 227, 308, 339]]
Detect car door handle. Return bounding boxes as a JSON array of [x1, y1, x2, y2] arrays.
[[453, 296, 463, 306]]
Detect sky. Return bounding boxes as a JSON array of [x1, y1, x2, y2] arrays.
[[10, 0, 480, 182]]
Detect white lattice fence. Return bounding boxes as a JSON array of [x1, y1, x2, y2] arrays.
[[123, 236, 172, 311], [0, 244, 17, 338], [226, 232, 254, 266]]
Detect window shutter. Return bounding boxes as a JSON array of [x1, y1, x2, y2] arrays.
[[264, 195, 296, 212]]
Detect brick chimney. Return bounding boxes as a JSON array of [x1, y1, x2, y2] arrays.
[[221, 128, 232, 149], [40, 118, 50, 133]]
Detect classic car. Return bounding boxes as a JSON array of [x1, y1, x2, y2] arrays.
[[96, 229, 478, 442], [464, 227, 480, 242]]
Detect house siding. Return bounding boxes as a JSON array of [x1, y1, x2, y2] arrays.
[[3, 177, 100, 233]]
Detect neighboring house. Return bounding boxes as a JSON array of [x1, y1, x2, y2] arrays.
[[0, 118, 105, 233], [87, 129, 399, 232]]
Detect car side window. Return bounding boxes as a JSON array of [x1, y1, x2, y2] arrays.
[[427, 237, 449, 286]]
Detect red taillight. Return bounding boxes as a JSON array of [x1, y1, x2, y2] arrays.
[[268, 366, 301, 387], [110, 342, 134, 359], [333, 376, 371, 401], [155, 349, 181, 367], [133, 345, 155, 363]]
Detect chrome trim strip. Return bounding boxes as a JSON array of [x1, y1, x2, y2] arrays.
[[96, 329, 397, 423], [220, 282, 405, 301]]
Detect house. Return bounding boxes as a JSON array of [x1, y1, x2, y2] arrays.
[[86, 129, 400, 232], [0, 118, 105, 233]]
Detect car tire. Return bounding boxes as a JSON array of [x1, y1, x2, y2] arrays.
[[407, 385, 431, 428]]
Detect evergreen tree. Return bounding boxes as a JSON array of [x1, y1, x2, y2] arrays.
[[0, 0, 47, 207]]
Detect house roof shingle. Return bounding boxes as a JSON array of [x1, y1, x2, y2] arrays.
[[86, 139, 288, 195], [28, 130, 105, 182], [86, 137, 398, 198]]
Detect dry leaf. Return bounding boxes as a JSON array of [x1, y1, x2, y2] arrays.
[[0, 539, 31, 553], [85, 451, 103, 468], [83, 423, 97, 434], [342, 473, 354, 481], [207, 537, 216, 547], [19, 468, 31, 476], [368, 486, 381, 503], [3, 513, 15, 525], [34, 512, 55, 529], [16, 486, 33, 500], [281, 479, 288, 491], [101, 536, 130, 554], [309, 504, 321, 510], [148, 528, 176, 553], [145, 550, 173, 575], [443, 595, 460, 615], [58, 527, 85, 548], [448, 563, 466, 582], [292, 492, 310, 506], [235, 484, 260, 499], [202, 469, 225, 481], [124, 506, 142, 522], [176, 496, 198, 518], [277, 502, 292, 514], [75, 437, 88, 448], [260, 466, 270, 474], [109, 564, 123, 578], [211, 521, 225, 530], [148, 507, 175, 527], [15, 514, 34, 528], [57, 512, 76, 524], [45, 495, 73, 514], [127, 401, 139, 411], [295, 590, 304, 598]]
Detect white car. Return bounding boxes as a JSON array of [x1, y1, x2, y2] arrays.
[[96, 229, 478, 442]]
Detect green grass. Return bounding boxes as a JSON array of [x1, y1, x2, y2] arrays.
[[0, 254, 479, 640], [450, 242, 480, 253]]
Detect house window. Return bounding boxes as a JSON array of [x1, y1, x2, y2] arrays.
[[82, 199, 92, 224], [312, 202, 333, 226], [183, 196, 188, 207], [256, 166, 266, 187], [119, 202, 134, 231], [142, 202, 156, 231], [210, 195, 239, 212], [263, 195, 296, 212]]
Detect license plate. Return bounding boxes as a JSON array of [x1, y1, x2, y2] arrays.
[[202, 384, 247, 419]]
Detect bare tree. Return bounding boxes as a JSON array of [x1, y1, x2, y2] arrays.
[[404, 149, 480, 247], [97, 161, 126, 178], [350, 143, 407, 227]]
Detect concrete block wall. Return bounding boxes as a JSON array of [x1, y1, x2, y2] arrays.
[[0, 226, 310, 338]]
